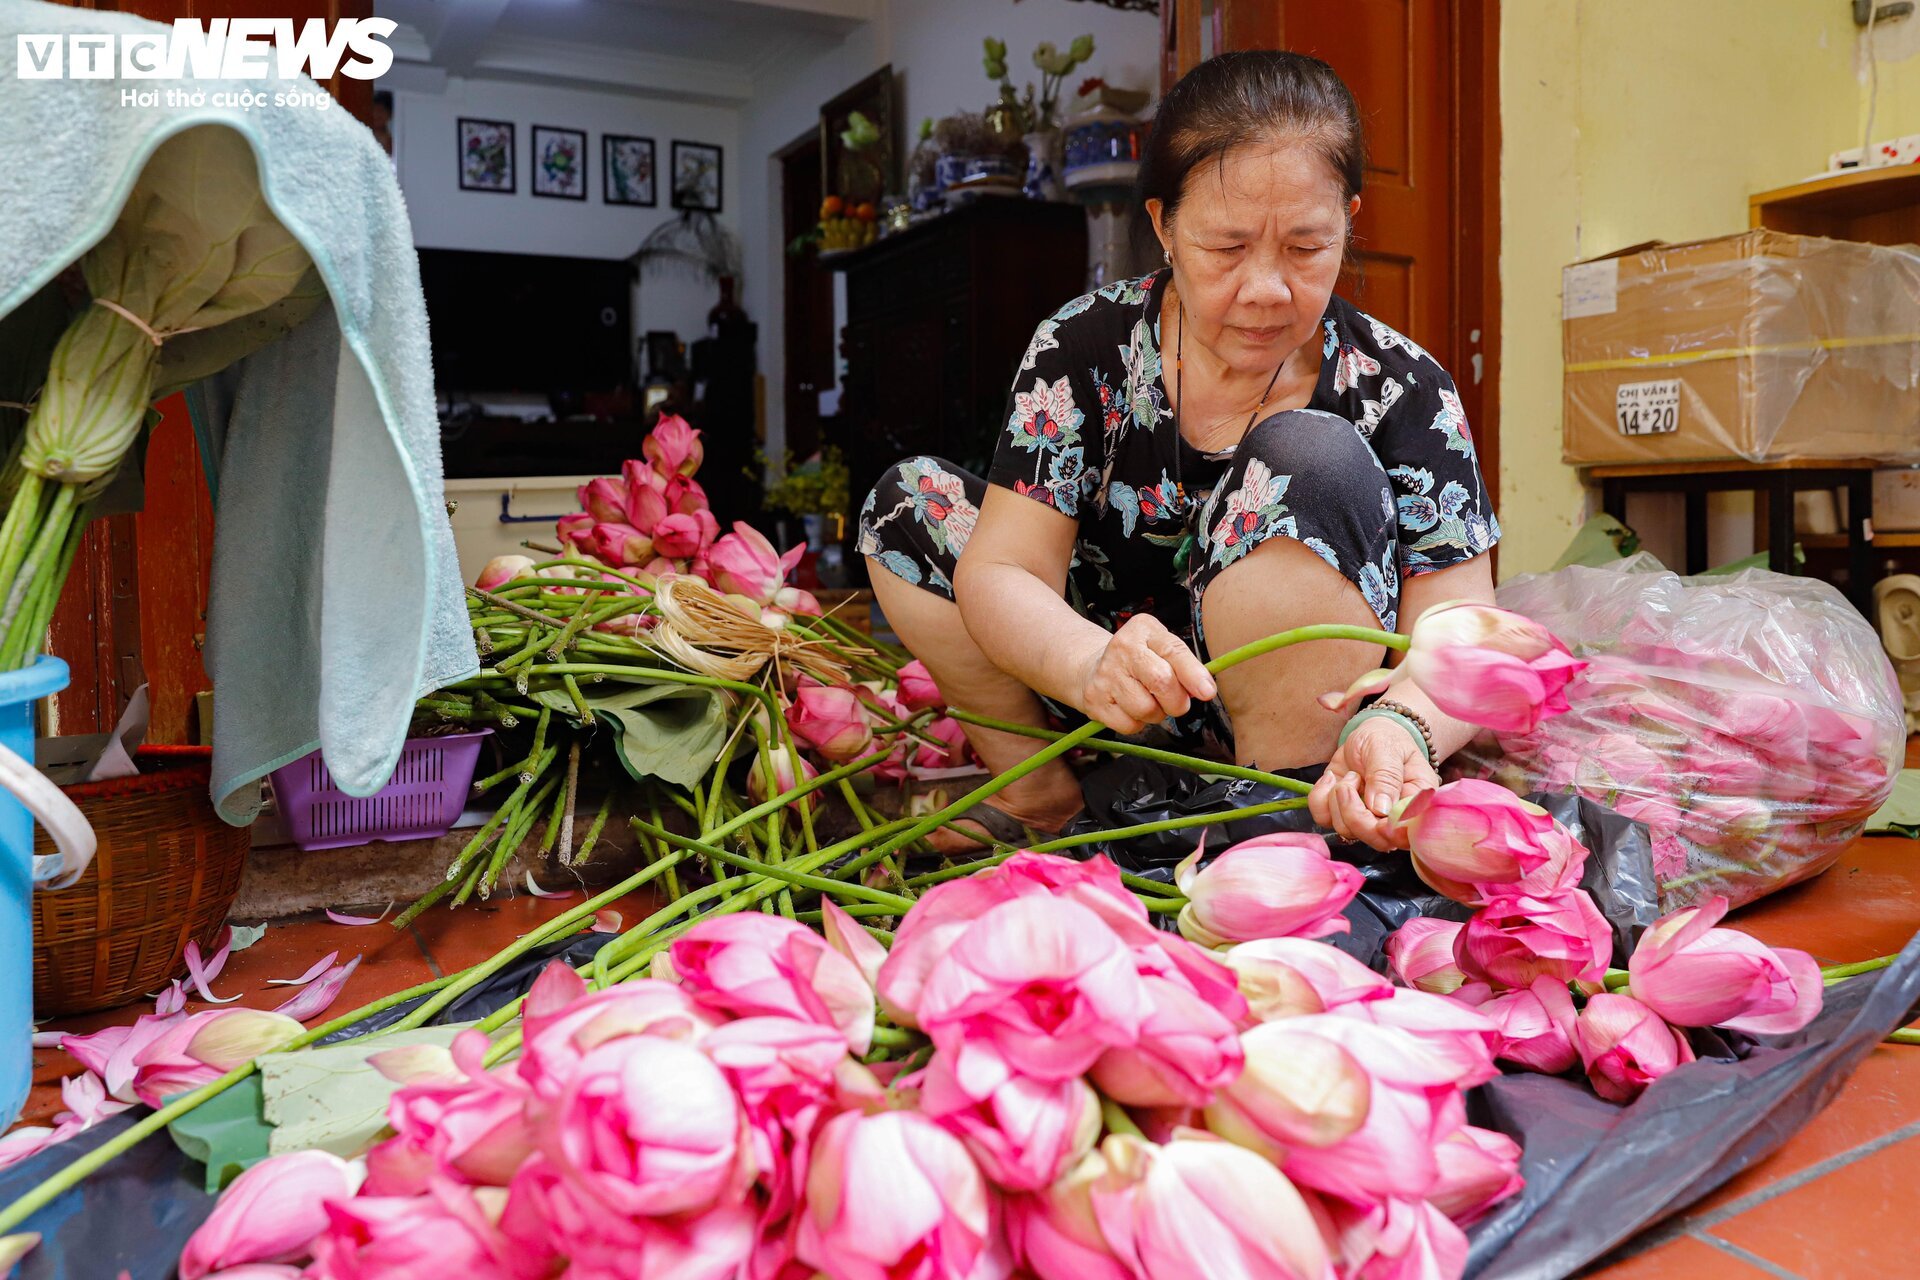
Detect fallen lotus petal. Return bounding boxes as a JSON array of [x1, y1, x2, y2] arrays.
[[522, 872, 575, 900], [272, 956, 362, 1023], [0, 1234, 38, 1273], [183, 935, 241, 1005], [590, 910, 622, 933], [369, 1042, 459, 1085], [266, 951, 340, 987], [156, 981, 188, 1015], [325, 906, 392, 926], [820, 898, 887, 990]]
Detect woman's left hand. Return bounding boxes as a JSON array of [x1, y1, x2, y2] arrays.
[[1308, 717, 1439, 851]]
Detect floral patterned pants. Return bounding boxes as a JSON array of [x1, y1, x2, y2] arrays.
[[857, 410, 1401, 748]]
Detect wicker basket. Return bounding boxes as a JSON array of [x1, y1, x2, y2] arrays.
[[32, 746, 249, 1017]]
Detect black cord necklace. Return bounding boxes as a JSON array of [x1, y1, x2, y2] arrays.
[[1169, 297, 1286, 582]]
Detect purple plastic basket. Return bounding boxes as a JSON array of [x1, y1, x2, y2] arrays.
[[268, 730, 492, 852]]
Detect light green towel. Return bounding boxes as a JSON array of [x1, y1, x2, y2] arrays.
[[0, 1, 478, 823]]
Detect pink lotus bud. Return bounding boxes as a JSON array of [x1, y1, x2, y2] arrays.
[[577, 476, 630, 526], [1573, 992, 1694, 1103], [1203, 1018, 1371, 1155], [1089, 976, 1244, 1109], [1095, 1132, 1332, 1280], [1391, 780, 1556, 901], [709, 522, 804, 604], [666, 913, 876, 1054], [748, 747, 818, 804], [820, 899, 887, 992], [132, 1009, 304, 1107], [1458, 975, 1579, 1073], [663, 472, 709, 516], [1385, 918, 1468, 994], [643, 413, 704, 477], [624, 469, 670, 532], [772, 584, 824, 617], [1223, 936, 1393, 1020], [1332, 1196, 1470, 1279], [308, 1179, 552, 1278], [896, 660, 943, 712], [789, 685, 875, 763], [1348, 984, 1501, 1087], [180, 1150, 364, 1278], [1173, 833, 1363, 947], [473, 554, 534, 592], [1007, 1151, 1134, 1280], [1650, 834, 1689, 882], [1430, 1126, 1524, 1226], [651, 512, 709, 559], [912, 716, 972, 771], [1456, 889, 1613, 988], [1406, 602, 1587, 734], [555, 512, 597, 555], [1626, 896, 1822, 1034], [583, 522, 653, 567], [1575, 732, 1668, 798], [921, 1052, 1102, 1191], [796, 1110, 995, 1280]]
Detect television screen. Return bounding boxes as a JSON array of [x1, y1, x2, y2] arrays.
[[416, 247, 634, 396]]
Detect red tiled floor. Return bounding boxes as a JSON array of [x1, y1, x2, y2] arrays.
[[406, 887, 660, 977], [1587, 1232, 1778, 1279], [1726, 837, 1920, 966], [1709, 1132, 1920, 1278]]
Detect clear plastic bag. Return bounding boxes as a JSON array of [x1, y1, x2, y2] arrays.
[[1452, 554, 1904, 910]]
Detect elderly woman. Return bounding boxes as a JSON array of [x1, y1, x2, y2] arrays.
[[857, 51, 1499, 853]]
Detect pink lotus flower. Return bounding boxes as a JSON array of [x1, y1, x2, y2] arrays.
[[917, 894, 1153, 1098], [1385, 919, 1468, 995], [1092, 1132, 1332, 1280], [1716, 692, 1807, 762], [307, 1178, 550, 1280], [1088, 976, 1244, 1108], [1429, 1126, 1524, 1227], [1331, 1196, 1468, 1280], [371, 1033, 536, 1194], [539, 1036, 748, 1218], [1650, 834, 1689, 882], [710, 523, 804, 604], [1456, 976, 1579, 1073], [1321, 602, 1586, 734], [703, 1015, 862, 1217], [795, 1110, 995, 1280], [1204, 1018, 1371, 1155], [1173, 834, 1363, 947], [474, 555, 535, 592], [912, 716, 972, 771], [1455, 889, 1613, 988], [921, 1051, 1102, 1191], [180, 1151, 364, 1278], [1251, 1014, 1465, 1204], [1575, 732, 1668, 799], [896, 660, 943, 712], [1223, 936, 1393, 1020], [789, 685, 875, 763], [1626, 896, 1822, 1034], [645, 414, 704, 477], [502, 1161, 755, 1280], [1391, 781, 1558, 903], [579, 476, 631, 526], [663, 472, 709, 516], [516, 966, 720, 1097], [131, 1009, 305, 1107], [1008, 1154, 1133, 1280], [820, 898, 888, 993], [1573, 993, 1695, 1103], [654, 510, 719, 559], [665, 913, 877, 1053], [1347, 985, 1501, 1089]]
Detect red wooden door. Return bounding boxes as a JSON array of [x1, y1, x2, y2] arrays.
[[40, 0, 374, 739], [1161, 0, 1500, 518]]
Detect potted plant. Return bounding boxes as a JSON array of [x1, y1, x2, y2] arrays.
[[982, 34, 1096, 200]]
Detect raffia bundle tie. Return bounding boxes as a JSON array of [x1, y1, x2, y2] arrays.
[[92, 297, 205, 346]]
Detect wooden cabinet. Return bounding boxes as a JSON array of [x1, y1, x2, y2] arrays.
[[827, 199, 1088, 578]]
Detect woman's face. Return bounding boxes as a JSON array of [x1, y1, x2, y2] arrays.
[[1149, 141, 1358, 375]]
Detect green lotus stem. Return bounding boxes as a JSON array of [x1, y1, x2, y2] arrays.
[[1137, 896, 1184, 914], [1888, 1029, 1920, 1045], [0, 481, 76, 642], [530, 707, 553, 762], [866, 624, 1403, 860], [1026, 798, 1309, 855], [1101, 1096, 1145, 1140], [561, 674, 594, 722], [449, 860, 486, 908], [0, 502, 83, 671], [947, 709, 1313, 795], [495, 628, 560, 674], [538, 762, 572, 858], [575, 790, 614, 863], [483, 771, 562, 894], [545, 589, 607, 658], [630, 817, 916, 913], [1822, 955, 1896, 983], [0, 471, 45, 601], [798, 904, 899, 922], [396, 848, 696, 1034], [869, 1025, 919, 1049]]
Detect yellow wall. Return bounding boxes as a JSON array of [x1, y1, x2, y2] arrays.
[[1496, 0, 1920, 578]]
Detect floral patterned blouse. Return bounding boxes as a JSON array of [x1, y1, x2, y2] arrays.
[[984, 269, 1501, 636]]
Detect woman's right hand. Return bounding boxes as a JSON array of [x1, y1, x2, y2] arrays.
[[1077, 615, 1219, 735]]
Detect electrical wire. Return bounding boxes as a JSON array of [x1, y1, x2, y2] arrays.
[[1863, 3, 1882, 167]]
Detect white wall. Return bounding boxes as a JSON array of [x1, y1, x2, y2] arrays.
[[393, 75, 742, 354], [737, 0, 1162, 461]]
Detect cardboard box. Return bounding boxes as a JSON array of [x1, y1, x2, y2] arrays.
[[1561, 230, 1920, 466]]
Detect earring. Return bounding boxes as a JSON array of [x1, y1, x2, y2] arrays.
[[1162, 247, 1171, 265]]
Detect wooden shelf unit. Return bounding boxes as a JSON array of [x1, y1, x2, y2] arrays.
[[1749, 164, 1920, 243]]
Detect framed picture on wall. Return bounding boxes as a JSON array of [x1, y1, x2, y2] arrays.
[[671, 140, 723, 212], [603, 134, 656, 207], [532, 125, 588, 200], [457, 117, 514, 193]]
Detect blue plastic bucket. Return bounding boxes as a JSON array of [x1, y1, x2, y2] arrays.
[[0, 656, 70, 1126]]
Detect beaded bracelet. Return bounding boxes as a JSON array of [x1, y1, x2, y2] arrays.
[[1336, 699, 1437, 768]]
